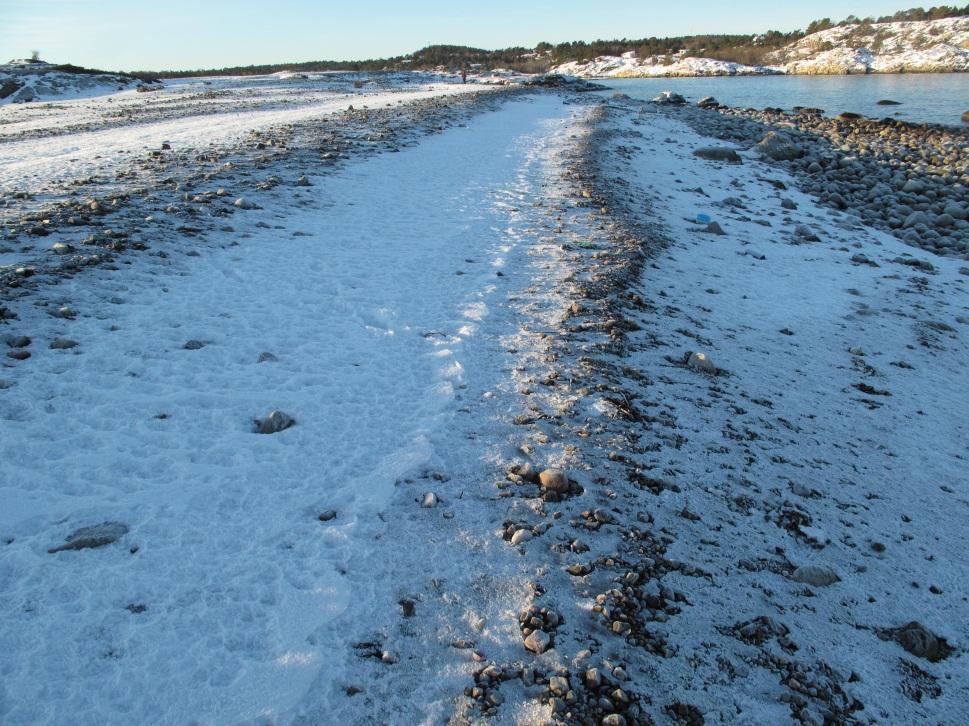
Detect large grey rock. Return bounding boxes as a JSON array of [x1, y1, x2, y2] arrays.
[[895, 621, 948, 662], [756, 132, 804, 161], [693, 147, 742, 164], [256, 410, 295, 434], [49, 522, 129, 553], [652, 91, 686, 105], [792, 565, 840, 587]]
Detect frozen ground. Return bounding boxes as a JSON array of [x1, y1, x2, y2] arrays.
[[1, 73, 967, 725]]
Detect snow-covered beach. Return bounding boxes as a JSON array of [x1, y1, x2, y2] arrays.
[[1, 73, 967, 724]]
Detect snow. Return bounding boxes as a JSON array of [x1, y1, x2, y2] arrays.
[[0, 74, 486, 202], [554, 16, 969, 77], [0, 92, 588, 724], [1, 71, 967, 723], [553, 55, 778, 78]]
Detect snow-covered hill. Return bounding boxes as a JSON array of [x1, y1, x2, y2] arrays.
[[552, 16, 969, 78], [552, 54, 777, 78], [0, 60, 151, 104], [771, 16, 969, 74]]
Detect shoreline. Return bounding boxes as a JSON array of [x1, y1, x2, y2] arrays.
[[1, 83, 967, 723]]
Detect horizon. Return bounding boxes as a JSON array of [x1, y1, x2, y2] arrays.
[[0, 1, 948, 72]]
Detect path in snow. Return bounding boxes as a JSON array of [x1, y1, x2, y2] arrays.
[[0, 95, 584, 724]]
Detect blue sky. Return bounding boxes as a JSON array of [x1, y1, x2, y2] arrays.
[[1, 0, 926, 70]]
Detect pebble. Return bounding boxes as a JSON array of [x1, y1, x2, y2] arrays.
[[523, 628, 551, 654]]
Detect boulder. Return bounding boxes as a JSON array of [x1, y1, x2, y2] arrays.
[[49, 522, 129, 553], [962, 110, 969, 124], [256, 410, 295, 434], [756, 132, 804, 161], [697, 96, 720, 109], [539, 469, 569, 493], [895, 622, 950, 662], [693, 147, 742, 164], [792, 565, 840, 587], [687, 351, 717, 374], [651, 91, 686, 105]]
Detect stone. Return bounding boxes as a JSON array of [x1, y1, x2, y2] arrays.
[[51, 242, 74, 255], [380, 650, 399, 664], [697, 96, 719, 109], [792, 565, 840, 587], [296, 175, 312, 187], [524, 628, 551, 654], [693, 147, 742, 164], [183, 340, 205, 350], [686, 351, 716, 374], [421, 492, 438, 508], [962, 110, 969, 124], [943, 204, 966, 221], [510, 528, 532, 545], [704, 221, 726, 235], [781, 198, 798, 210], [50, 339, 78, 350], [651, 91, 686, 105], [48, 521, 129, 553], [896, 622, 947, 662], [257, 352, 278, 363], [548, 676, 570, 696], [902, 179, 926, 194], [756, 132, 804, 161], [234, 198, 258, 210], [539, 469, 569, 493], [318, 510, 337, 522], [6, 336, 30, 348], [876, 99, 902, 106], [52, 306, 76, 319], [256, 410, 295, 434]]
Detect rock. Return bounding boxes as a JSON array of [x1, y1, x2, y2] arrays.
[[48, 521, 129, 553], [539, 469, 569, 493], [943, 204, 966, 221], [510, 528, 532, 545], [318, 510, 337, 522], [548, 676, 570, 696], [756, 131, 804, 161], [183, 340, 205, 350], [962, 110, 969, 124], [876, 99, 902, 106], [704, 221, 726, 235], [796, 225, 821, 242], [697, 96, 719, 109], [792, 565, 840, 587], [781, 198, 798, 210], [51, 242, 74, 255], [256, 410, 295, 434], [686, 351, 716, 374], [296, 175, 312, 187], [602, 716, 627, 726], [651, 91, 686, 105], [50, 339, 78, 350], [6, 336, 30, 348], [380, 650, 399, 664], [52, 306, 76, 319], [849, 347, 865, 356], [524, 628, 551, 654], [902, 179, 926, 194], [895, 622, 948, 662], [935, 213, 956, 228], [6, 351, 30, 361], [517, 462, 540, 483], [421, 492, 438, 508], [693, 147, 742, 164], [257, 352, 278, 363], [234, 198, 258, 210]]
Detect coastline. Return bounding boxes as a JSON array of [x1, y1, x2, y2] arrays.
[[1, 81, 967, 724]]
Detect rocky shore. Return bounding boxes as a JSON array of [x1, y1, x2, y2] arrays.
[[670, 99, 969, 258]]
